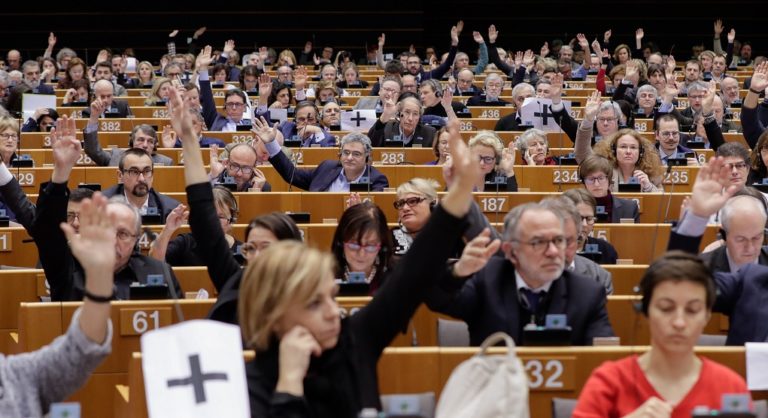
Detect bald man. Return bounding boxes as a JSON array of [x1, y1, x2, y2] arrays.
[[82, 79, 132, 118]]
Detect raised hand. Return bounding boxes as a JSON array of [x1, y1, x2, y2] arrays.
[[304, 41, 313, 54], [540, 41, 550, 57], [727, 28, 736, 43], [195, 45, 213, 71], [472, 31, 484, 44], [48, 32, 57, 48], [624, 60, 639, 85], [377, 33, 385, 48], [635, 28, 644, 40], [455, 20, 464, 34], [167, 86, 196, 146], [701, 80, 717, 114], [689, 157, 740, 218], [488, 25, 498, 44], [522, 50, 535, 67], [749, 62, 768, 92], [514, 51, 523, 68], [95, 50, 109, 65], [591, 39, 602, 57], [584, 90, 602, 121], [440, 86, 454, 109], [666, 55, 676, 74], [164, 204, 189, 233], [60, 193, 116, 274], [452, 228, 501, 277], [450, 25, 459, 46], [603, 29, 612, 42], [549, 73, 563, 103], [409, 44, 416, 54], [576, 33, 589, 52], [252, 116, 278, 144], [193, 26, 207, 39], [499, 147, 516, 176], [50, 115, 82, 181], [294, 66, 308, 90], [161, 125, 177, 148], [251, 168, 267, 190], [259, 46, 269, 63], [714, 19, 724, 37], [258, 73, 272, 98], [312, 53, 320, 66], [169, 29, 179, 38], [223, 39, 235, 54], [209, 145, 225, 178]]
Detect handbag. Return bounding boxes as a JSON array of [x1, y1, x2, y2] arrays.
[[435, 332, 529, 418]]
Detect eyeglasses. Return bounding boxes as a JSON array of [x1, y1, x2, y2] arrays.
[[512, 236, 567, 253], [381, 86, 400, 94], [228, 161, 254, 175], [584, 175, 608, 185], [597, 117, 618, 123], [340, 150, 364, 159], [659, 131, 680, 138], [393, 196, 428, 210], [66, 211, 80, 222], [581, 215, 596, 224], [295, 115, 316, 123], [0, 133, 18, 140], [343, 242, 381, 254], [225, 102, 245, 109], [116, 229, 138, 241], [726, 162, 748, 171], [122, 167, 154, 178], [478, 155, 496, 165]]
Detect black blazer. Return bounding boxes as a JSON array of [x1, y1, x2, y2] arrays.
[[425, 256, 614, 346], [612, 196, 640, 223], [268, 150, 389, 192], [700, 245, 768, 274], [669, 230, 768, 345], [367, 119, 436, 148], [102, 184, 180, 223]]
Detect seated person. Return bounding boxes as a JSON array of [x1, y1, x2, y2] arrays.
[[368, 94, 437, 147], [83, 98, 173, 166], [354, 74, 401, 111], [748, 130, 768, 184], [579, 127, 664, 193], [654, 114, 697, 165], [21, 107, 58, 132], [332, 201, 393, 293], [563, 188, 619, 264], [0, 116, 32, 167], [541, 197, 614, 295], [150, 186, 243, 266], [573, 91, 624, 145], [162, 109, 225, 149], [425, 200, 614, 346], [61, 79, 91, 105], [0, 192, 115, 417], [209, 142, 271, 192], [573, 251, 749, 416], [515, 128, 558, 165], [101, 148, 181, 222], [420, 79, 467, 118], [468, 130, 518, 191], [427, 127, 450, 165], [32, 116, 182, 301], [451, 68, 481, 96], [313, 79, 346, 107], [337, 62, 369, 89], [196, 46, 250, 131], [81, 80, 132, 118], [320, 101, 341, 131], [143, 77, 173, 106], [277, 101, 336, 147], [494, 82, 534, 131], [466, 72, 509, 106], [255, 119, 388, 191], [578, 155, 640, 223]]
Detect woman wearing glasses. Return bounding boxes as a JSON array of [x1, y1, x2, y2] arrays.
[[467, 130, 518, 192], [578, 155, 640, 223], [331, 201, 392, 294], [563, 188, 619, 264]]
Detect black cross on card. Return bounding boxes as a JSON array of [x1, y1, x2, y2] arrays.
[[167, 354, 229, 404]]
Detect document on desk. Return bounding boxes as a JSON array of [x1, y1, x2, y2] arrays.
[[745, 342, 768, 390]]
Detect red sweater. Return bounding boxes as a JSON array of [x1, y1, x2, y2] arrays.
[[573, 355, 749, 418]]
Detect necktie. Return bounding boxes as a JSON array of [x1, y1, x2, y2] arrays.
[[521, 288, 544, 313]]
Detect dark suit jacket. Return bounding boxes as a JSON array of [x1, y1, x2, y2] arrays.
[[200, 79, 233, 131], [668, 230, 768, 344], [102, 184, 180, 223], [466, 95, 510, 107], [268, 150, 389, 192], [81, 99, 132, 118], [0, 176, 36, 231], [425, 257, 614, 346], [31, 182, 182, 301], [699, 245, 768, 274], [83, 128, 173, 167], [367, 120, 436, 148]]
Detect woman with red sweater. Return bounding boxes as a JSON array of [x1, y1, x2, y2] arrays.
[[573, 251, 749, 417]]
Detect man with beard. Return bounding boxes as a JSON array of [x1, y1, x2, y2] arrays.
[[21, 60, 54, 94], [32, 116, 182, 301], [101, 148, 180, 222], [425, 201, 614, 346]]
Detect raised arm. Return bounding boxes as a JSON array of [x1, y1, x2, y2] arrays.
[[742, 62, 768, 146], [82, 99, 112, 166], [425, 23, 460, 80], [148, 204, 189, 262], [575, 91, 600, 163], [195, 46, 220, 130], [473, 31, 489, 75], [486, 24, 514, 75]]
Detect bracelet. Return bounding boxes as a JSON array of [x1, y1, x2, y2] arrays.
[[750, 88, 763, 95], [84, 288, 115, 303]]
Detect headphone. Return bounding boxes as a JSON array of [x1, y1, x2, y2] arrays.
[[338, 134, 372, 164]]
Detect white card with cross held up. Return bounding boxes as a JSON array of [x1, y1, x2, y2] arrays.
[[341, 109, 377, 132], [141, 320, 249, 418], [520, 97, 572, 132]]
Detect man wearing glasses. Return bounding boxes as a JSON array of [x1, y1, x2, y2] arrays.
[[425, 200, 614, 346], [33, 117, 182, 301], [254, 118, 388, 191], [209, 142, 270, 192], [101, 148, 180, 222], [654, 115, 698, 166], [196, 46, 250, 131]]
